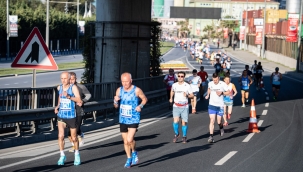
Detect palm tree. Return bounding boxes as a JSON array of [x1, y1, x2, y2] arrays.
[[202, 25, 214, 41], [176, 19, 190, 38], [220, 15, 239, 47]]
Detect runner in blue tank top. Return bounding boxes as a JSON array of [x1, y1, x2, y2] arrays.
[[238, 70, 253, 108], [113, 72, 148, 168], [54, 71, 82, 166], [270, 67, 282, 100]]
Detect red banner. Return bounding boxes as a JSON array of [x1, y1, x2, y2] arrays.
[[255, 26, 263, 45], [239, 26, 245, 40], [223, 28, 228, 38], [286, 17, 299, 42]]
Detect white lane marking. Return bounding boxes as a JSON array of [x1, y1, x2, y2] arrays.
[[232, 70, 237, 73], [215, 151, 238, 165], [238, 73, 242, 75], [265, 103, 269, 107], [242, 133, 255, 142], [14, 83, 18, 84], [23, 82, 28, 83], [265, 92, 268, 95], [257, 120, 264, 127], [4, 84, 9, 85], [262, 110, 268, 115], [266, 97, 269, 100], [0, 112, 172, 170]]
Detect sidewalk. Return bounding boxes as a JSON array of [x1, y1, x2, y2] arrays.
[[222, 47, 303, 81]]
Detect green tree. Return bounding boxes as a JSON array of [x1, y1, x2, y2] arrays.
[[202, 25, 214, 40], [176, 19, 190, 38], [220, 15, 238, 42]]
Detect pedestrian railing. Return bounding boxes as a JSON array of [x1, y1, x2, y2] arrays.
[[0, 76, 166, 137]]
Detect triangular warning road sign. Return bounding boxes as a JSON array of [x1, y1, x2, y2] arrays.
[[11, 27, 58, 70]]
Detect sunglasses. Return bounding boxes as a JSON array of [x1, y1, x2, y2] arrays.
[[178, 75, 184, 78]]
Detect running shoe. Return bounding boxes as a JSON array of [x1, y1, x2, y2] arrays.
[[173, 134, 179, 143], [182, 137, 187, 143], [124, 158, 132, 168], [69, 146, 75, 152], [57, 156, 66, 165], [273, 96, 276, 101], [131, 151, 139, 165], [227, 114, 231, 119], [241, 104, 246, 108], [220, 129, 224, 136], [74, 154, 81, 166], [208, 136, 214, 143], [246, 99, 249, 103]]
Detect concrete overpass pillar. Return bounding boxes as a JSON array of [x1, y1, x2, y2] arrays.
[[95, 0, 152, 83]]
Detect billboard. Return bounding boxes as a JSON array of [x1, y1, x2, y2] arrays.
[[239, 26, 245, 40], [170, 7, 221, 19], [9, 15, 18, 37], [255, 26, 263, 45], [286, 14, 299, 42]]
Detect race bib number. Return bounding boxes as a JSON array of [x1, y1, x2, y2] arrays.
[[242, 81, 248, 86], [273, 76, 279, 82], [60, 99, 72, 110], [120, 104, 132, 118]]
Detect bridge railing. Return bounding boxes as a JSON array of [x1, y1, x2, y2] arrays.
[[0, 76, 166, 137]]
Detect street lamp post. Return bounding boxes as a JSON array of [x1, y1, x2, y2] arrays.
[[6, 0, 9, 60], [77, 0, 79, 50], [244, 0, 248, 50], [46, 0, 49, 47], [296, 0, 303, 72], [261, 0, 266, 59]]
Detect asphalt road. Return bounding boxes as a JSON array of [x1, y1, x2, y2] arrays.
[[0, 69, 84, 88], [1, 47, 303, 172]]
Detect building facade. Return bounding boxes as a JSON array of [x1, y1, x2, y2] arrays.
[[188, 0, 279, 38]]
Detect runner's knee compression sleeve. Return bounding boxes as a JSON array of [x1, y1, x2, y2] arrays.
[[173, 123, 179, 135], [182, 125, 188, 137]]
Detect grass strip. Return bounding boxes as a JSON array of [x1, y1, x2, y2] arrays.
[[0, 62, 84, 76], [160, 41, 175, 55]]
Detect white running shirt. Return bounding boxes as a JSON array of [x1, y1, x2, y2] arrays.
[[208, 81, 229, 107], [172, 82, 193, 108], [188, 76, 201, 92]]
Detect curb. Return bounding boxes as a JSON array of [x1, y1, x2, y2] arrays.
[[0, 101, 169, 149]]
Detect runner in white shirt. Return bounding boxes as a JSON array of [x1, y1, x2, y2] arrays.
[[188, 69, 202, 114], [205, 73, 230, 143], [224, 56, 232, 72], [170, 71, 194, 143]]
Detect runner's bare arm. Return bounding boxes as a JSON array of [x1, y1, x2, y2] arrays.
[[248, 76, 253, 85], [169, 89, 174, 103], [136, 87, 148, 112], [71, 85, 82, 103], [55, 85, 60, 114], [113, 88, 120, 109], [279, 73, 282, 80]]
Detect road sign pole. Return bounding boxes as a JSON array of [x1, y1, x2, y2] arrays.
[[32, 69, 36, 109], [6, 0, 10, 60]]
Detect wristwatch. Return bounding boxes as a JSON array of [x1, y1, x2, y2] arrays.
[[139, 104, 144, 109]]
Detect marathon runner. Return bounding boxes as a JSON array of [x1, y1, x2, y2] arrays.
[[251, 60, 258, 84], [188, 69, 202, 114], [205, 73, 230, 143], [170, 71, 194, 143], [214, 59, 222, 74], [197, 66, 208, 97], [255, 62, 264, 90], [223, 75, 237, 125], [113, 72, 148, 168], [270, 67, 282, 101], [245, 65, 253, 77], [163, 69, 177, 109], [55, 71, 82, 166], [224, 56, 232, 73], [238, 70, 253, 107]]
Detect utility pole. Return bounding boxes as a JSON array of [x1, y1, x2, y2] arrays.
[[244, 0, 248, 50], [6, 0, 9, 60], [261, 0, 266, 59], [297, 0, 303, 72], [77, 0, 79, 50], [46, 0, 49, 47]]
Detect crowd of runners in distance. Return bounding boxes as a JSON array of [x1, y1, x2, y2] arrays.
[[164, 40, 282, 143]]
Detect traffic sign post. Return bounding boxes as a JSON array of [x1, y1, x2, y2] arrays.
[[11, 27, 58, 109]]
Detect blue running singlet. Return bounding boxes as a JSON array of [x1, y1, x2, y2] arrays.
[[57, 84, 76, 119], [119, 86, 140, 124], [241, 76, 249, 90], [272, 73, 281, 85]]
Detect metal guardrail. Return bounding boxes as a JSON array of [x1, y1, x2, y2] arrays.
[[0, 76, 166, 137]]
